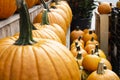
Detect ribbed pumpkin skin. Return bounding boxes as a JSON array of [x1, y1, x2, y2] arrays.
[[34, 23, 66, 45], [87, 69, 120, 80], [33, 10, 67, 34], [0, 0, 17, 19], [14, 28, 62, 44], [25, 0, 36, 8], [50, 1, 72, 23], [0, 37, 80, 80], [50, 8, 70, 28]]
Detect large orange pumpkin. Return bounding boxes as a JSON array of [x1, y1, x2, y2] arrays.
[[33, 1, 67, 34], [0, 0, 17, 19], [50, 0, 72, 23], [33, 9, 66, 45], [25, 0, 36, 8], [0, 1, 80, 80]]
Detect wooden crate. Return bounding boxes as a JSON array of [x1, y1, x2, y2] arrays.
[[95, 12, 111, 56], [0, 5, 42, 39]]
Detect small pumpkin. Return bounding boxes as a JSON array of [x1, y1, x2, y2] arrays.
[[82, 54, 101, 72], [87, 61, 120, 80], [72, 36, 85, 46], [88, 44, 106, 58], [0, 1, 81, 80], [97, 2, 112, 14], [116, 0, 120, 8], [71, 45, 87, 57], [85, 37, 99, 47], [83, 30, 97, 43], [70, 26, 85, 43]]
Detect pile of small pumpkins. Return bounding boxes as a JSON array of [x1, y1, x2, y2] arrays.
[[0, 0, 80, 80], [70, 27, 120, 80]]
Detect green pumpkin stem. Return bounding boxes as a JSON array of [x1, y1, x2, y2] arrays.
[[41, 9, 50, 25], [97, 61, 105, 74], [14, 0, 36, 45], [40, 0, 50, 11]]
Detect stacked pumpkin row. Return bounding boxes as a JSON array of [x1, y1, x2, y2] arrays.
[[0, 0, 48, 19], [0, 0, 82, 80], [70, 28, 120, 80]]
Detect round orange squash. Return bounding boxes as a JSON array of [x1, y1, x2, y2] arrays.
[[83, 30, 98, 43], [70, 26, 84, 43], [0, 0, 17, 19], [33, 9, 66, 45], [87, 61, 119, 80], [97, 2, 112, 14], [82, 54, 101, 72]]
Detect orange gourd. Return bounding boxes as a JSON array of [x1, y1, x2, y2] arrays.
[[71, 45, 87, 57], [0, 0, 17, 19], [70, 26, 85, 43], [97, 2, 112, 14], [83, 30, 98, 43], [87, 61, 119, 80], [72, 36, 85, 46], [33, 9, 66, 45], [85, 37, 99, 47], [82, 54, 101, 72], [50, 0, 72, 23], [33, 0, 67, 34]]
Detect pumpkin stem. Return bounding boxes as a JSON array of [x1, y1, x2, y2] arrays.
[[89, 30, 93, 34], [40, 0, 50, 12], [78, 36, 82, 41], [97, 61, 105, 74], [76, 51, 82, 59], [76, 45, 81, 51], [75, 41, 78, 47], [14, 0, 36, 45], [41, 9, 50, 25], [91, 37, 94, 41], [76, 26, 80, 31], [94, 44, 99, 52]]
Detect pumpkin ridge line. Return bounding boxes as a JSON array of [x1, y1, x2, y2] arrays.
[[0, 44, 13, 79], [9, 46, 20, 80], [40, 45, 59, 79], [45, 43, 74, 80], [32, 47, 40, 80]]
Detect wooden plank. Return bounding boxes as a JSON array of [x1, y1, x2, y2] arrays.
[[95, 12, 110, 56]]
